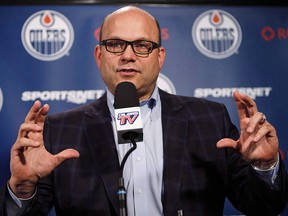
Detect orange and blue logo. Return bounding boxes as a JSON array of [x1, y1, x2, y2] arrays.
[[21, 10, 74, 61], [117, 111, 140, 125], [192, 9, 242, 59]]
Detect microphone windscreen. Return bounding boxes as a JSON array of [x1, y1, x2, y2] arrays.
[[114, 82, 139, 109]]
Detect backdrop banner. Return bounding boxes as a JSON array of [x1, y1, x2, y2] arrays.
[[0, 4, 287, 215]]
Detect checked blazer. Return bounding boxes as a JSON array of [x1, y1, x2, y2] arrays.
[[1, 89, 287, 216]]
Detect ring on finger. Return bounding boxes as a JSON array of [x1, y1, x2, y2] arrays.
[[259, 113, 266, 125]]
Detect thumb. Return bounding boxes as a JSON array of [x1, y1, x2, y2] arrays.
[[216, 138, 238, 149], [54, 148, 80, 167]]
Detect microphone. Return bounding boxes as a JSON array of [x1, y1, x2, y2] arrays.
[[114, 82, 143, 216], [114, 81, 143, 144]]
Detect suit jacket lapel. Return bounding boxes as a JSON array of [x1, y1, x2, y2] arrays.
[[82, 94, 120, 214], [160, 90, 188, 214]]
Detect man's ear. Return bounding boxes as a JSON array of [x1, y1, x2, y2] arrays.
[[94, 45, 101, 67], [158, 46, 166, 69]]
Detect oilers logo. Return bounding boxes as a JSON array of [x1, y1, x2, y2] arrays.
[[21, 10, 74, 61], [192, 10, 242, 59]]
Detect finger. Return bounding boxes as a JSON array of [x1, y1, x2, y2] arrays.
[[258, 113, 266, 125], [15, 137, 42, 149], [233, 91, 258, 120], [18, 123, 42, 139], [35, 103, 49, 125], [253, 123, 271, 143], [53, 149, 80, 168], [247, 112, 266, 133], [24, 101, 49, 125], [12, 137, 42, 154], [27, 130, 43, 141], [24, 100, 42, 123], [216, 138, 239, 149]]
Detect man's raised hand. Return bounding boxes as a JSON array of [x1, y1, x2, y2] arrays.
[[9, 100, 79, 198]]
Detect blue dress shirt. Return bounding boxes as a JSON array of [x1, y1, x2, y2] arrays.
[[107, 87, 164, 216]]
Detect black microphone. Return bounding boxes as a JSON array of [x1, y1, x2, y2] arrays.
[[114, 82, 143, 216], [114, 81, 143, 144]]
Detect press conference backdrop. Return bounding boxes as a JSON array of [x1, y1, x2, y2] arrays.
[[0, 4, 288, 215]]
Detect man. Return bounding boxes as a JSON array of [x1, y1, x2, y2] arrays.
[[1, 5, 287, 216]]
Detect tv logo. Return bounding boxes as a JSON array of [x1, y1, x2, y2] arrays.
[[115, 107, 143, 144], [117, 111, 139, 125]]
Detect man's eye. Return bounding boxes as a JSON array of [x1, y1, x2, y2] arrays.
[[135, 42, 152, 50], [136, 42, 148, 48], [108, 41, 123, 47]]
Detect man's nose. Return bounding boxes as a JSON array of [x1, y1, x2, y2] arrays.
[[121, 44, 137, 60]]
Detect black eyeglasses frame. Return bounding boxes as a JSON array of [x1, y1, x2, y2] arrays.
[[99, 39, 161, 56]]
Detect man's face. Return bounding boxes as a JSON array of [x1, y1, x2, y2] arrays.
[[95, 7, 166, 100]]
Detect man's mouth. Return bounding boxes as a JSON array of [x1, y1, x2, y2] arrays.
[[117, 69, 139, 75]]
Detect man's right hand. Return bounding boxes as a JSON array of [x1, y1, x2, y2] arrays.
[[8, 100, 80, 198]]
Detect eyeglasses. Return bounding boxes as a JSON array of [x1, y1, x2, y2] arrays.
[[100, 39, 160, 56]]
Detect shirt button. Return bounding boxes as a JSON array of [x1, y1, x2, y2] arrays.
[[138, 188, 143, 194], [136, 156, 142, 162]]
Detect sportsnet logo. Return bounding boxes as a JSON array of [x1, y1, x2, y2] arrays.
[[192, 10, 242, 59], [21, 10, 74, 61], [117, 111, 139, 125]]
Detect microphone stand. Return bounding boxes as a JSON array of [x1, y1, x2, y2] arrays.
[[118, 132, 138, 216]]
